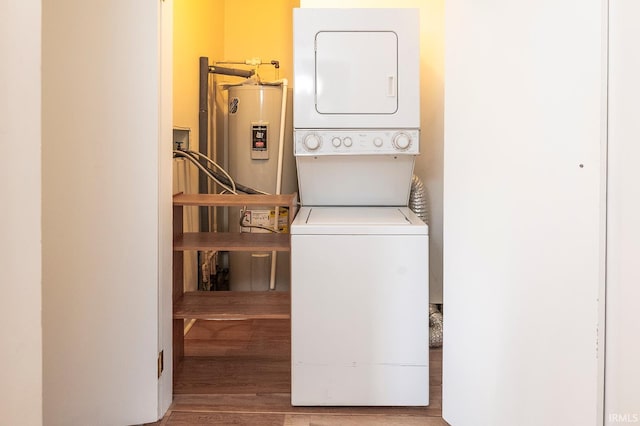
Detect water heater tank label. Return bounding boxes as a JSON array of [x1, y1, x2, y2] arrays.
[[251, 123, 269, 159], [229, 97, 239, 114]]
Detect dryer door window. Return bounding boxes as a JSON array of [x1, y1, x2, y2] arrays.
[[315, 31, 398, 115]]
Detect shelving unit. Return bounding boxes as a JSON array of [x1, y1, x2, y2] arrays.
[[172, 192, 298, 371]]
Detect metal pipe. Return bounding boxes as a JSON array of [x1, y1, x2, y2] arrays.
[[198, 57, 212, 292], [270, 79, 289, 291], [215, 58, 280, 68], [198, 57, 210, 232], [182, 149, 268, 195], [208, 65, 254, 78], [273, 80, 288, 200], [174, 150, 268, 195], [173, 150, 237, 195], [185, 149, 237, 194]]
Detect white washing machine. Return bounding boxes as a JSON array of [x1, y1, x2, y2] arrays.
[[290, 130, 430, 407], [291, 8, 428, 406], [291, 207, 429, 406]]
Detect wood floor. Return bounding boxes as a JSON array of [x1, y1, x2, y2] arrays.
[[152, 319, 447, 425]]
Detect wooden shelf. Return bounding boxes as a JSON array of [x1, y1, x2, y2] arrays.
[[174, 291, 291, 320], [173, 192, 298, 208], [172, 192, 297, 373], [175, 232, 290, 252]]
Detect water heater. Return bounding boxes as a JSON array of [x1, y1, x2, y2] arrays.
[[226, 83, 297, 291]]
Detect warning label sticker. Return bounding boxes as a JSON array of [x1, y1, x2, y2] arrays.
[[229, 97, 239, 114]]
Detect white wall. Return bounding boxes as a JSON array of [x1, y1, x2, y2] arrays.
[[0, 2, 43, 425], [606, 1, 640, 423], [159, 0, 175, 416], [300, 0, 445, 302], [443, 0, 605, 424], [42, 1, 164, 424]]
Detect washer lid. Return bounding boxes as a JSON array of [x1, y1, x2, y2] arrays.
[[291, 207, 428, 235]]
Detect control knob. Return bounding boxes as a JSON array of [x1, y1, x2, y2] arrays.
[[332, 137, 342, 147], [343, 137, 353, 147], [373, 137, 384, 148], [303, 134, 321, 151], [392, 132, 412, 150]]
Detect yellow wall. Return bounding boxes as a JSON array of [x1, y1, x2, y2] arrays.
[[224, 0, 298, 82], [173, 0, 225, 137], [173, 0, 299, 292], [174, 0, 297, 134]]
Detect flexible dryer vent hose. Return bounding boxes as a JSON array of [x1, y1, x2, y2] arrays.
[[409, 174, 429, 225], [408, 174, 443, 348], [429, 304, 443, 348]]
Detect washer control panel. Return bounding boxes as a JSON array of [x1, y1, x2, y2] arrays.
[[294, 129, 419, 155]]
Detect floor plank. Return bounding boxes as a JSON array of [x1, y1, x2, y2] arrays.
[[165, 411, 285, 425], [168, 319, 447, 425], [170, 393, 442, 417], [174, 291, 291, 320], [284, 414, 450, 426], [184, 320, 290, 357]]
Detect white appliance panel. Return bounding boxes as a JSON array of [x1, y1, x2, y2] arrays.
[[295, 206, 427, 234], [293, 364, 428, 407], [293, 8, 420, 129], [294, 129, 419, 155], [309, 207, 409, 225], [291, 213, 429, 405], [315, 31, 398, 114], [295, 155, 415, 206]]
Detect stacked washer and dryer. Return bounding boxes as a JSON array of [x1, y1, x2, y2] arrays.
[[291, 8, 429, 406]]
